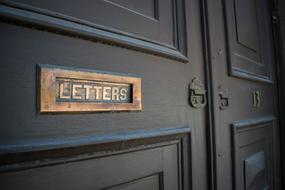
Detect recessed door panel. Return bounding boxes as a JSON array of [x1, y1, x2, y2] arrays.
[[224, 0, 274, 82], [235, 0, 259, 51], [9, 0, 165, 43], [231, 118, 274, 190], [4, 0, 187, 58], [0, 134, 189, 190]]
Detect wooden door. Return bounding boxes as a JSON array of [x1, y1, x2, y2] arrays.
[[206, 0, 281, 189], [0, 0, 208, 189]]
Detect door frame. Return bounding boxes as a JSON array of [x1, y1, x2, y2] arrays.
[[275, 0, 285, 188]]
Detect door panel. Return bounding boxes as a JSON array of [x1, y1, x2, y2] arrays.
[[207, 0, 281, 189], [224, 0, 274, 82], [0, 133, 190, 190], [231, 118, 274, 190], [0, 0, 187, 61], [10, 0, 174, 46], [0, 0, 207, 189]]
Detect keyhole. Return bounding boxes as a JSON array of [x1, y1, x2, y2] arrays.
[[252, 90, 261, 108]]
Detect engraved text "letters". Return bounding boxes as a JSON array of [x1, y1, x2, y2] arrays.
[[57, 80, 130, 102]]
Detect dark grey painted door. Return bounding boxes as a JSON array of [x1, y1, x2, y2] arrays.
[[0, 0, 208, 190], [206, 0, 281, 189]]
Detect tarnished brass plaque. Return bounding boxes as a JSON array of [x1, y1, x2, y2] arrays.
[[38, 65, 142, 113]]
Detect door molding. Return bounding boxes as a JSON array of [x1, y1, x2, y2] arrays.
[[0, 126, 191, 189], [231, 116, 275, 190], [0, 126, 191, 172], [200, 0, 217, 189], [0, 0, 188, 62]]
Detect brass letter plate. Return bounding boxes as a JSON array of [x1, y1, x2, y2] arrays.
[[38, 65, 142, 113]]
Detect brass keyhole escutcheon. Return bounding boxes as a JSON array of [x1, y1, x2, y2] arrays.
[[218, 86, 229, 110], [189, 78, 207, 108]]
